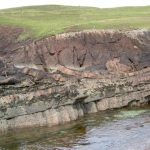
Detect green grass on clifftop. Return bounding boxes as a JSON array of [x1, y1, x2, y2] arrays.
[[0, 5, 150, 40]]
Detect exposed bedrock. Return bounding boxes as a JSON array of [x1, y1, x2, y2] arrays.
[[0, 29, 150, 131], [1, 29, 150, 72]]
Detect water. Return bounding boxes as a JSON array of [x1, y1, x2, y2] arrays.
[[0, 107, 150, 150]]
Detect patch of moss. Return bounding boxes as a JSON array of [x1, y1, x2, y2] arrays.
[[115, 109, 148, 119]]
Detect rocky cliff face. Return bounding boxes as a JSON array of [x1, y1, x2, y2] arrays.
[[0, 29, 149, 132], [1, 29, 150, 71]]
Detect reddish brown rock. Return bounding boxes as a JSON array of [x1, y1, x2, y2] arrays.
[[57, 65, 100, 79], [0, 29, 149, 131], [0, 29, 149, 73], [106, 58, 133, 74]]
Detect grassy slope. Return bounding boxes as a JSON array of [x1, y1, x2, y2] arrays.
[[0, 5, 150, 39]]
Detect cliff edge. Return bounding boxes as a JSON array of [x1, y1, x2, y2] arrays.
[[0, 29, 150, 131]]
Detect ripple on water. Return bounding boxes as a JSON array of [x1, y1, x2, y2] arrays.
[[0, 107, 149, 150]]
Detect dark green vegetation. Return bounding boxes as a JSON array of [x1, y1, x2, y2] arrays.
[[0, 5, 150, 39]]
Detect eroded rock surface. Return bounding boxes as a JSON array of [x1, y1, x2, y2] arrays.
[[0, 29, 150, 131]]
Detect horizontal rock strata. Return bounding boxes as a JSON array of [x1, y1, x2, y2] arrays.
[[0, 29, 149, 132]]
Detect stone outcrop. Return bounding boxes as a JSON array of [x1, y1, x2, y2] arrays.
[[1, 29, 150, 71], [0, 29, 149, 132]]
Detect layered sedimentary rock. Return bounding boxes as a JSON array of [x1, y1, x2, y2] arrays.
[[0, 29, 149, 131]]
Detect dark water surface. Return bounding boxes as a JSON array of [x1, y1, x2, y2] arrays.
[[0, 107, 150, 150]]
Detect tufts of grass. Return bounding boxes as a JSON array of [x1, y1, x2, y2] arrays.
[[0, 5, 149, 40]]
